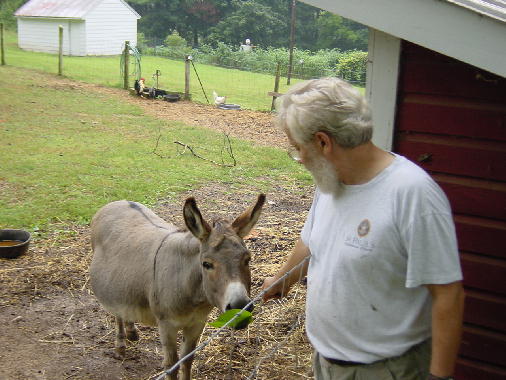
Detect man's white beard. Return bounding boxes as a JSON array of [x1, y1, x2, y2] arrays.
[[306, 153, 341, 196]]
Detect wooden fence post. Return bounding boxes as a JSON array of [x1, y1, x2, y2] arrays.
[[58, 25, 63, 75], [123, 41, 130, 90], [271, 62, 281, 111], [1, 23, 6, 66], [184, 55, 191, 100]]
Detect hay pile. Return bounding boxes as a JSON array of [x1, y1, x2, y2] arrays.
[[0, 181, 316, 379]]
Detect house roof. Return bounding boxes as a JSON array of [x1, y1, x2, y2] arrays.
[[446, 0, 506, 22], [15, 0, 140, 19]]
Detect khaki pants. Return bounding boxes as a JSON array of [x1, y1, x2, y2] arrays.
[[313, 340, 431, 380]]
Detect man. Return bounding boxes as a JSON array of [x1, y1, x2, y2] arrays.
[[262, 78, 464, 380], [240, 38, 253, 52]]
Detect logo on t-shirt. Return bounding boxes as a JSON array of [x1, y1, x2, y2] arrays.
[[357, 219, 371, 237]]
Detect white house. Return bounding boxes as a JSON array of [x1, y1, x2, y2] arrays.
[[14, 0, 141, 56], [302, 1, 506, 379]]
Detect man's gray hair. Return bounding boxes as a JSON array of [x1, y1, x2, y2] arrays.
[[276, 77, 373, 148]]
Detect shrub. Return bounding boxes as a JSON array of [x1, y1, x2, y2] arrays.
[[164, 31, 187, 48], [141, 38, 367, 85], [336, 50, 368, 83]]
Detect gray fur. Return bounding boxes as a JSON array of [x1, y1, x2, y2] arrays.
[[89, 195, 265, 379]]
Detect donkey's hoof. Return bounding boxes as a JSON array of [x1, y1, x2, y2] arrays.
[[127, 330, 139, 341], [113, 346, 126, 360]]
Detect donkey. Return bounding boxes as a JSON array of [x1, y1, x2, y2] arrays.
[[89, 194, 265, 380]]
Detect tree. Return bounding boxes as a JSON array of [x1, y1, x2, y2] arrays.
[[126, 0, 368, 52], [315, 11, 368, 51], [205, 1, 287, 48], [127, 0, 186, 43], [183, 0, 233, 45], [0, 0, 25, 29], [292, 1, 321, 51], [126, 0, 231, 45]]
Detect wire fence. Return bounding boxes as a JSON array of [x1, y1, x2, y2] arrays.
[[151, 255, 311, 380], [1, 27, 366, 111]]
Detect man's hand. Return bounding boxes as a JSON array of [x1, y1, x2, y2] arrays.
[[262, 276, 290, 302], [261, 239, 311, 303]]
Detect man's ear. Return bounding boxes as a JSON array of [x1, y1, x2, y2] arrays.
[[314, 131, 333, 155]]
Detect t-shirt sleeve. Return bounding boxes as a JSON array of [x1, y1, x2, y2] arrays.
[[403, 211, 463, 288], [301, 190, 320, 246]]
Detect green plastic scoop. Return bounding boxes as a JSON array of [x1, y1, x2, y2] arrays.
[[209, 309, 253, 330]]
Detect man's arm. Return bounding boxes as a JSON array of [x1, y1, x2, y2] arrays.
[[426, 281, 465, 378], [262, 239, 311, 301]]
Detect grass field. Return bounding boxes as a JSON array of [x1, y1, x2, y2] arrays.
[[0, 65, 310, 232], [2, 30, 365, 110], [0, 31, 367, 231], [1, 30, 317, 111]]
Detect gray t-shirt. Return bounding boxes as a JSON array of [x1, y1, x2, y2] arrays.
[[301, 154, 462, 363]]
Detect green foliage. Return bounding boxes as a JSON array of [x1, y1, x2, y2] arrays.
[[126, 0, 368, 52], [143, 39, 367, 85], [205, 1, 287, 48], [335, 50, 368, 83], [158, 31, 192, 59], [137, 32, 148, 51], [316, 12, 368, 51], [0, 0, 24, 29], [164, 31, 187, 48]]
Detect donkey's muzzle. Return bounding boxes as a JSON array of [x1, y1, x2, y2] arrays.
[[226, 298, 254, 312], [223, 281, 253, 312]]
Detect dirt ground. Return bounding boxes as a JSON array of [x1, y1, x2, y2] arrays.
[[0, 78, 315, 379], [50, 79, 289, 150]]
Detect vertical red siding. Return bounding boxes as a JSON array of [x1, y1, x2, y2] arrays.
[[394, 41, 506, 379]]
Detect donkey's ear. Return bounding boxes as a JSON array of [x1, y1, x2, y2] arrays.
[[183, 197, 211, 241], [232, 194, 266, 238]]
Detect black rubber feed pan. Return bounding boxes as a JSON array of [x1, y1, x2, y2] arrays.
[[218, 103, 241, 110], [0, 229, 31, 259], [164, 93, 181, 102]]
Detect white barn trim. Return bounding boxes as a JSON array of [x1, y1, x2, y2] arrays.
[[365, 30, 401, 151], [301, 0, 506, 78]]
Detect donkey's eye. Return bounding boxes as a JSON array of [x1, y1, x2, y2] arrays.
[[202, 261, 214, 270]]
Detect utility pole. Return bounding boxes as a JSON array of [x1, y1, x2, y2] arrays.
[[287, 0, 296, 85]]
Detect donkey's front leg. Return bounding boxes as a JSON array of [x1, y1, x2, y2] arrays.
[[125, 321, 139, 341], [181, 321, 206, 380], [158, 320, 179, 380]]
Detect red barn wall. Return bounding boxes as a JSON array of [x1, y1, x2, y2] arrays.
[[394, 41, 506, 379]]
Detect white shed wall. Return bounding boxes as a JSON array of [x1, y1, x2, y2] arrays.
[[17, 18, 86, 55], [69, 21, 86, 56], [85, 0, 138, 55]]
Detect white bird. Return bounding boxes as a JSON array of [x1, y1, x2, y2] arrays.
[[213, 90, 226, 106]]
